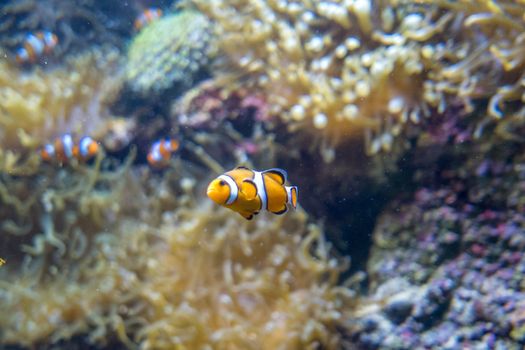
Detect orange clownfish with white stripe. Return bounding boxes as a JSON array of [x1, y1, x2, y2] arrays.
[[40, 134, 99, 165], [206, 166, 298, 220], [134, 8, 163, 31], [16, 31, 58, 64], [147, 138, 179, 168]]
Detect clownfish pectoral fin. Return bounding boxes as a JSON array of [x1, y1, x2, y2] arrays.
[[271, 205, 288, 215], [263, 168, 288, 185], [240, 212, 254, 220], [241, 179, 258, 200]]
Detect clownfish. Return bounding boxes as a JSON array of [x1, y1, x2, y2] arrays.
[[40, 135, 99, 164], [134, 8, 163, 31], [147, 139, 179, 168], [15, 31, 58, 64], [206, 166, 298, 220]]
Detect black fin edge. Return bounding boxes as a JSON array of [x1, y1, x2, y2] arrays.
[[272, 207, 288, 215]]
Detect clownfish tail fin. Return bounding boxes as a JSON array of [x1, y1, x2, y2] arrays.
[[286, 186, 298, 209]]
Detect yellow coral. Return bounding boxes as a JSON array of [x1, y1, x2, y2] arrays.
[[0, 166, 352, 349], [190, 0, 525, 160], [0, 49, 120, 158]]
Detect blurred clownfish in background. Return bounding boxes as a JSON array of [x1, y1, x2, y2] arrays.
[[147, 138, 179, 168], [16, 31, 58, 64], [207, 166, 298, 220], [134, 8, 163, 31], [40, 135, 100, 164]]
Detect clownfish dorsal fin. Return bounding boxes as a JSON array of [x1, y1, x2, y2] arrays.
[[241, 179, 258, 200], [236, 165, 250, 170], [263, 168, 288, 185]]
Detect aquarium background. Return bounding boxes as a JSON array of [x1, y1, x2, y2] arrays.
[[0, 0, 524, 349]]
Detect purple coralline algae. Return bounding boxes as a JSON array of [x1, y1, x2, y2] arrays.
[[348, 136, 525, 348]]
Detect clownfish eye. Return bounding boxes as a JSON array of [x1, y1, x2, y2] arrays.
[[219, 180, 226, 186]]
